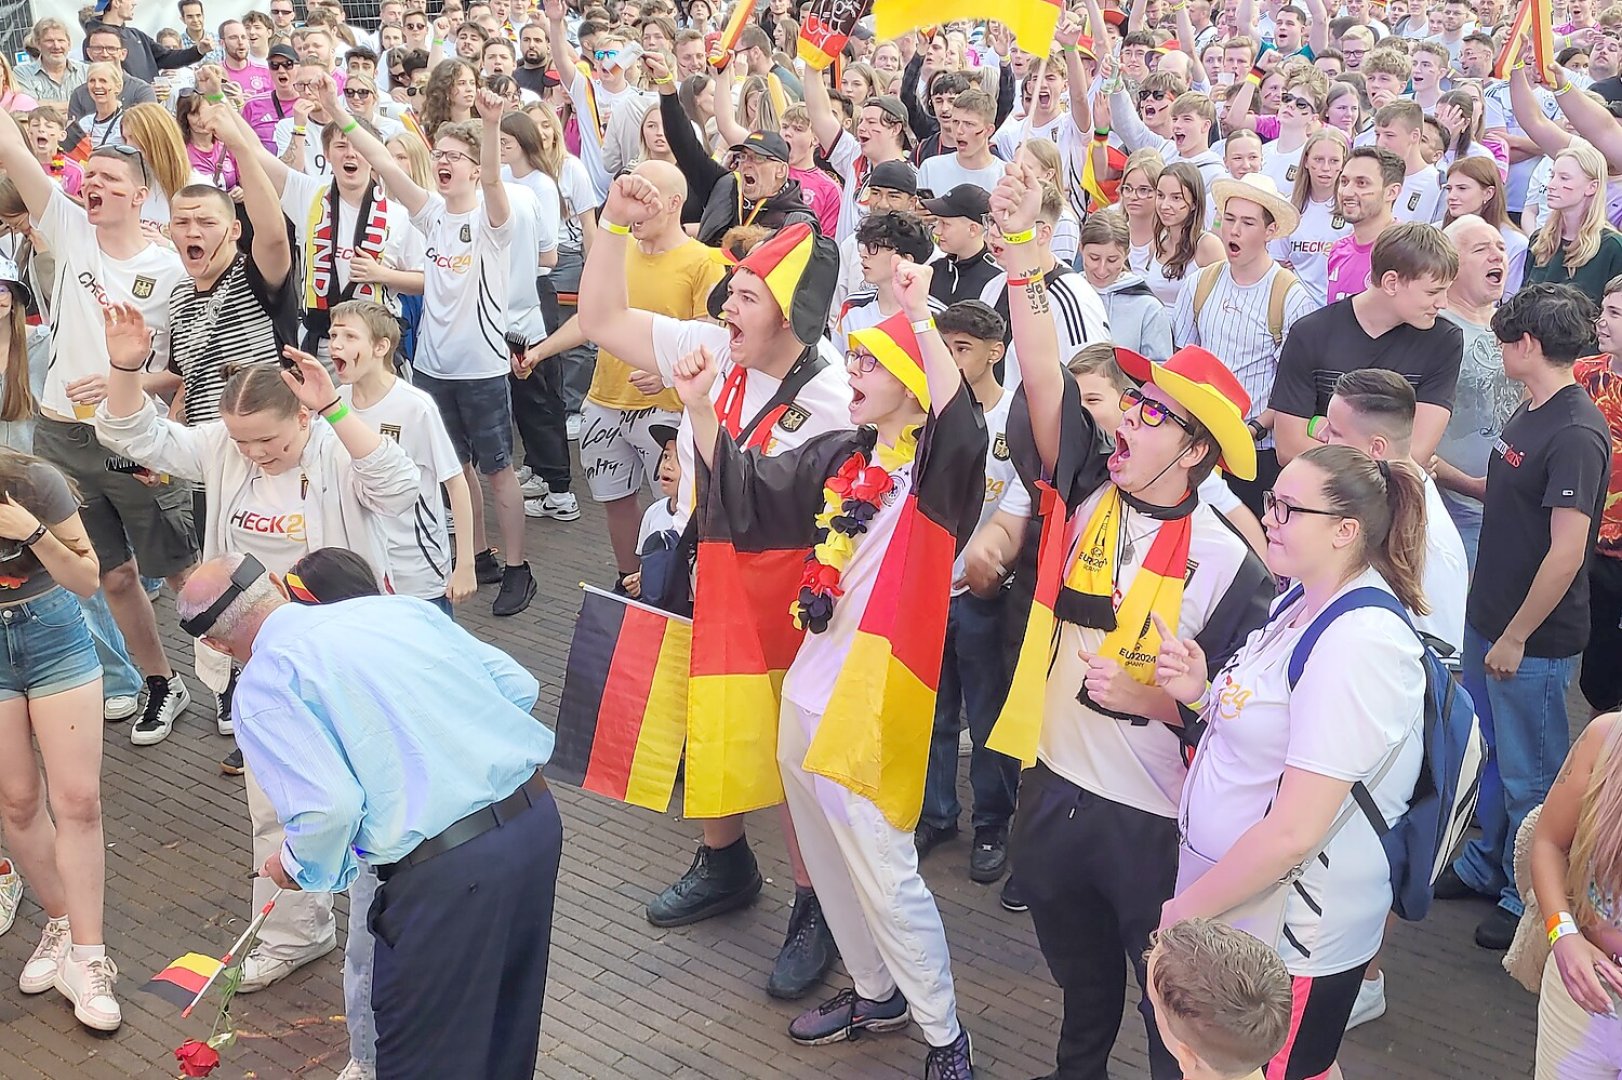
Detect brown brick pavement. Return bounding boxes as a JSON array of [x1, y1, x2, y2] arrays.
[[0, 477, 1540, 1079]]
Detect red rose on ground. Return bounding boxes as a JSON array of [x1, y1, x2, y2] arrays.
[[175, 1040, 221, 1077]]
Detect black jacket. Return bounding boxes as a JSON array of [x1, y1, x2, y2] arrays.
[[87, 20, 205, 83], [659, 90, 819, 245]]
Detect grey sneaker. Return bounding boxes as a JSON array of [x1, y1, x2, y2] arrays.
[[787, 987, 910, 1045]]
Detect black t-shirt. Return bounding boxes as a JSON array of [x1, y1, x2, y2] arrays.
[[1468, 382, 1612, 657], [1270, 297, 1464, 420]]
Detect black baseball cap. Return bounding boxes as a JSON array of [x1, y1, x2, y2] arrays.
[[649, 423, 679, 448], [921, 183, 991, 220], [269, 43, 299, 63], [866, 95, 907, 125], [868, 160, 917, 195], [729, 130, 789, 163]]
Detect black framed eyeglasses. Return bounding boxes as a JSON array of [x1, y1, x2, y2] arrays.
[[844, 349, 880, 374], [180, 554, 267, 638], [1262, 490, 1342, 526], [1120, 387, 1198, 437]]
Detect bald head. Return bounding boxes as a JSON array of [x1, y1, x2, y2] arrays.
[[177, 554, 287, 659], [636, 158, 687, 202], [1443, 213, 1496, 248]]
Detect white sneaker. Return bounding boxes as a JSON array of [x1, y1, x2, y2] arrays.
[[19, 916, 69, 993], [235, 937, 337, 994], [515, 464, 534, 484], [131, 674, 191, 747], [566, 413, 582, 441], [1345, 972, 1386, 1031], [0, 859, 20, 937], [55, 951, 121, 1031], [524, 492, 580, 521], [520, 473, 550, 498], [103, 695, 139, 722], [335, 1059, 378, 1080]]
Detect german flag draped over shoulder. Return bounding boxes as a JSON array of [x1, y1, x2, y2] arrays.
[[802, 382, 987, 830], [686, 427, 873, 818], [986, 377, 1114, 767]]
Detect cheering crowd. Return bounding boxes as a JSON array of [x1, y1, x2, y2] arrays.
[[0, 0, 1619, 1076]]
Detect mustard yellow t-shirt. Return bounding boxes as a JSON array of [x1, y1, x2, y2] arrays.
[[587, 238, 727, 412]]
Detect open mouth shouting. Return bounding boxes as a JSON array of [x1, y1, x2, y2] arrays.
[[1485, 265, 1504, 287], [1108, 428, 1132, 474], [183, 242, 207, 263], [436, 163, 454, 187]]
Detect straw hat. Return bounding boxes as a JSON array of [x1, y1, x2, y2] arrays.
[[1210, 172, 1301, 236]]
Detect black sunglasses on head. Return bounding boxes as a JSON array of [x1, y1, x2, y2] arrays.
[[181, 554, 268, 638]]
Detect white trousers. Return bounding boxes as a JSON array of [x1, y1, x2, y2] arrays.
[[1538, 949, 1622, 1079], [246, 765, 337, 957], [777, 699, 961, 1046]]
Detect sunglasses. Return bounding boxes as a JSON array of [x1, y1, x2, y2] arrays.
[[405, 20, 427, 28], [1282, 92, 1312, 109], [344, 87, 374, 98], [1139, 88, 1170, 102], [406, 84, 423, 96], [271, 6, 294, 13], [180, 554, 267, 638], [1120, 387, 1198, 437], [269, 59, 296, 70], [1262, 489, 1342, 526]]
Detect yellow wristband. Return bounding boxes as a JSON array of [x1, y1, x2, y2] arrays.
[[653, 74, 674, 84], [602, 220, 632, 235], [1002, 227, 1036, 244]]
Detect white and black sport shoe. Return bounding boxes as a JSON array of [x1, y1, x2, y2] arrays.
[[216, 668, 239, 736], [131, 675, 190, 747]]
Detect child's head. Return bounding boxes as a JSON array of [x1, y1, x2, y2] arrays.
[[1223, 130, 1263, 180], [651, 425, 680, 497], [935, 300, 1005, 387], [1067, 343, 1131, 431], [1146, 919, 1292, 1080], [328, 299, 401, 382], [1079, 210, 1131, 290]]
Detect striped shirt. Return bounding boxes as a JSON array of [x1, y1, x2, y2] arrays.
[[1172, 261, 1316, 438], [168, 253, 295, 424]]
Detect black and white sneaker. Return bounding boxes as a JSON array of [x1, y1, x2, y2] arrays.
[[131, 675, 190, 747], [216, 668, 239, 736]]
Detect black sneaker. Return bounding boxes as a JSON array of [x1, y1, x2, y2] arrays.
[[925, 1030, 975, 1080], [1433, 865, 1481, 901], [1475, 906, 1520, 950], [645, 839, 762, 927], [914, 821, 959, 861], [473, 548, 504, 586], [216, 668, 239, 737], [492, 562, 536, 617], [787, 987, 909, 1046], [220, 748, 244, 776], [768, 888, 838, 1000], [969, 824, 1008, 884], [1000, 875, 1029, 913]]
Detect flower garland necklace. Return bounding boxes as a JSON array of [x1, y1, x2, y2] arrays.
[[791, 426, 920, 634]]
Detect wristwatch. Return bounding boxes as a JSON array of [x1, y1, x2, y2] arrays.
[[1247, 418, 1267, 441], [21, 523, 47, 547]]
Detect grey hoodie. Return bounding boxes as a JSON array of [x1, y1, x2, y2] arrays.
[[1098, 273, 1174, 361]]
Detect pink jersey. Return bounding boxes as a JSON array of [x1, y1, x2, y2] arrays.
[[791, 165, 843, 239], [1324, 233, 1374, 305]]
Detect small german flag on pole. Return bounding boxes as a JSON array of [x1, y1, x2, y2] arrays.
[[553, 586, 691, 813], [140, 953, 224, 1010]]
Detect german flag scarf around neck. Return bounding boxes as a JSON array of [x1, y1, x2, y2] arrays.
[[303, 183, 389, 314], [1066, 486, 1192, 688]]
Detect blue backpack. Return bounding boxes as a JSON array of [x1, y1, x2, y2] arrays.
[[1278, 585, 1487, 922]]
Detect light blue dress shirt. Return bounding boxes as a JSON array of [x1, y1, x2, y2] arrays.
[[234, 595, 553, 892]]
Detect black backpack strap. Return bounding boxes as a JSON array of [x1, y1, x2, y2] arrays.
[[737, 345, 827, 443]]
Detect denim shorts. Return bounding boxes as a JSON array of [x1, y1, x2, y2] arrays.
[[412, 371, 514, 475], [0, 587, 103, 701]]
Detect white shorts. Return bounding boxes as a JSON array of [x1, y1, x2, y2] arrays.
[[578, 400, 680, 502]]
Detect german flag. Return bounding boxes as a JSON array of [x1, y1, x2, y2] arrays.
[[552, 586, 690, 812], [801, 385, 987, 830], [711, 0, 765, 68], [875, 0, 1061, 55], [984, 480, 1065, 768], [141, 953, 224, 1010], [1494, 0, 1555, 80]]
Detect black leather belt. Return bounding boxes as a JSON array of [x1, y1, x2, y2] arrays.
[[376, 772, 548, 883]]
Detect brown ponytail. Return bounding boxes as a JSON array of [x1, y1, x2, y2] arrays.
[[1299, 444, 1430, 616]]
